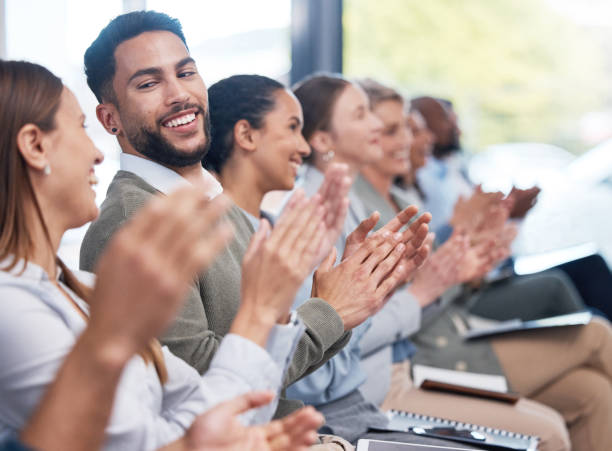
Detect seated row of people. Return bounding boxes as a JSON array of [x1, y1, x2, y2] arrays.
[[0, 9, 610, 451], [412, 96, 612, 319]]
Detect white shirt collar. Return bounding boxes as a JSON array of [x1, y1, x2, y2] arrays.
[[119, 153, 223, 198]]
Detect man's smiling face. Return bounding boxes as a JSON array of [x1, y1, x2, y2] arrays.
[[111, 30, 210, 167]]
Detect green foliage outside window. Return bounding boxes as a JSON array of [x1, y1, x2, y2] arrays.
[[344, 0, 612, 154]]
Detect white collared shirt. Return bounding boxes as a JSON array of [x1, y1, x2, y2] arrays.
[[120, 153, 223, 198]]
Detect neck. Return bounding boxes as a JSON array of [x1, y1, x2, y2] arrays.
[[361, 166, 393, 198], [313, 152, 361, 181], [26, 200, 62, 279], [172, 164, 207, 188], [404, 168, 417, 186], [219, 159, 264, 218]]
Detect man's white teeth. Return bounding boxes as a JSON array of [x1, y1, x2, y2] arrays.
[[89, 174, 99, 186], [164, 113, 196, 128]]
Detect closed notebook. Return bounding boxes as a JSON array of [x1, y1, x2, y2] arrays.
[[462, 311, 592, 340], [379, 410, 539, 451], [412, 365, 520, 404]]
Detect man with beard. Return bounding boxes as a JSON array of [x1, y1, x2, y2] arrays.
[[79, 13, 411, 448]]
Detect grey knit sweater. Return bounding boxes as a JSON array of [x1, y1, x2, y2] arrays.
[[80, 170, 351, 418]]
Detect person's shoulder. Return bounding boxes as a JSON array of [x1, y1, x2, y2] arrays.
[[102, 171, 158, 217], [222, 203, 254, 247], [0, 273, 49, 325], [80, 171, 157, 271]]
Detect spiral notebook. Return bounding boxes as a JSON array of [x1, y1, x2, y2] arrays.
[[356, 440, 482, 450], [380, 410, 539, 450]]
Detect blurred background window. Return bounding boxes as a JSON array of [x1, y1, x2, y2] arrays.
[[344, 0, 612, 155]]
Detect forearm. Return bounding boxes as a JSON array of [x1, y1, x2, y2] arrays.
[[20, 328, 133, 451], [408, 275, 448, 307], [230, 305, 276, 349], [284, 298, 349, 385], [360, 289, 421, 357], [286, 324, 368, 405], [161, 286, 223, 375]]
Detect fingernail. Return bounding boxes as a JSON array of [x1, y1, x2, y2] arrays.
[[393, 232, 402, 241]]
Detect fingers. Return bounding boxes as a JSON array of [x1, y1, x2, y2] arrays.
[[209, 391, 275, 418], [350, 231, 393, 266], [380, 205, 419, 233], [343, 212, 380, 258], [318, 163, 349, 228], [184, 219, 235, 279], [243, 219, 271, 265], [282, 197, 324, 258], [271, 190, 306, 239], [370, 242, 406, 284], [173, 195, 234, 276], [400, 222, 429, 258], [326, 197, 349, 245], [375, 259, 408, 300], [266, 406, 323, 451]]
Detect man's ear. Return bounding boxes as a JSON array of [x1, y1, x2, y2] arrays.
[[16, 123, 48, 172], [309, 129, 334, 156], [96, 103, 122, 135], [233, 119, 257, 153]]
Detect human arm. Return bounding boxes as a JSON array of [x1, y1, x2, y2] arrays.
[[159, 392, 323, 451], [18, 187, 234, 451]]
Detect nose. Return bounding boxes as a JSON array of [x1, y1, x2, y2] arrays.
[[369, 111, 384, 133], [164, 77, 190, 106], [297, 133, 311, 157]]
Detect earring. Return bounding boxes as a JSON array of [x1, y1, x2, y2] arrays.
[[43, 164, 51, 176], [322, 150, 335, 162], [111, 127, 118, 133]]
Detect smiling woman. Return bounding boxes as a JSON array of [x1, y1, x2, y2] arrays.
[[204, 74, 311, 217]]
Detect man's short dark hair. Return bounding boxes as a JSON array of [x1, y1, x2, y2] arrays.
[[84, 10, 187, 104]]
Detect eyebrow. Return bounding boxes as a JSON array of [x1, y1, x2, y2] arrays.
[[127, 57, 197, 85], [289, 115, 302, 125]]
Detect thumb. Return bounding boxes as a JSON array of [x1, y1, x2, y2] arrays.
[[317, 247, 337, 273], [347, 212, 379, 246]]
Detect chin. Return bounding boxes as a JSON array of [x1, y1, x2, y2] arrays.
[[79, 205, 100, 227], [277, 177, 295, 192]]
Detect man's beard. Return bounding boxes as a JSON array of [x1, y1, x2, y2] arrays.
[[125, 105, 211, 168]]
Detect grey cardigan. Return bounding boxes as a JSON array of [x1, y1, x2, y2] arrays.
[[80, 170, 351, 418]]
